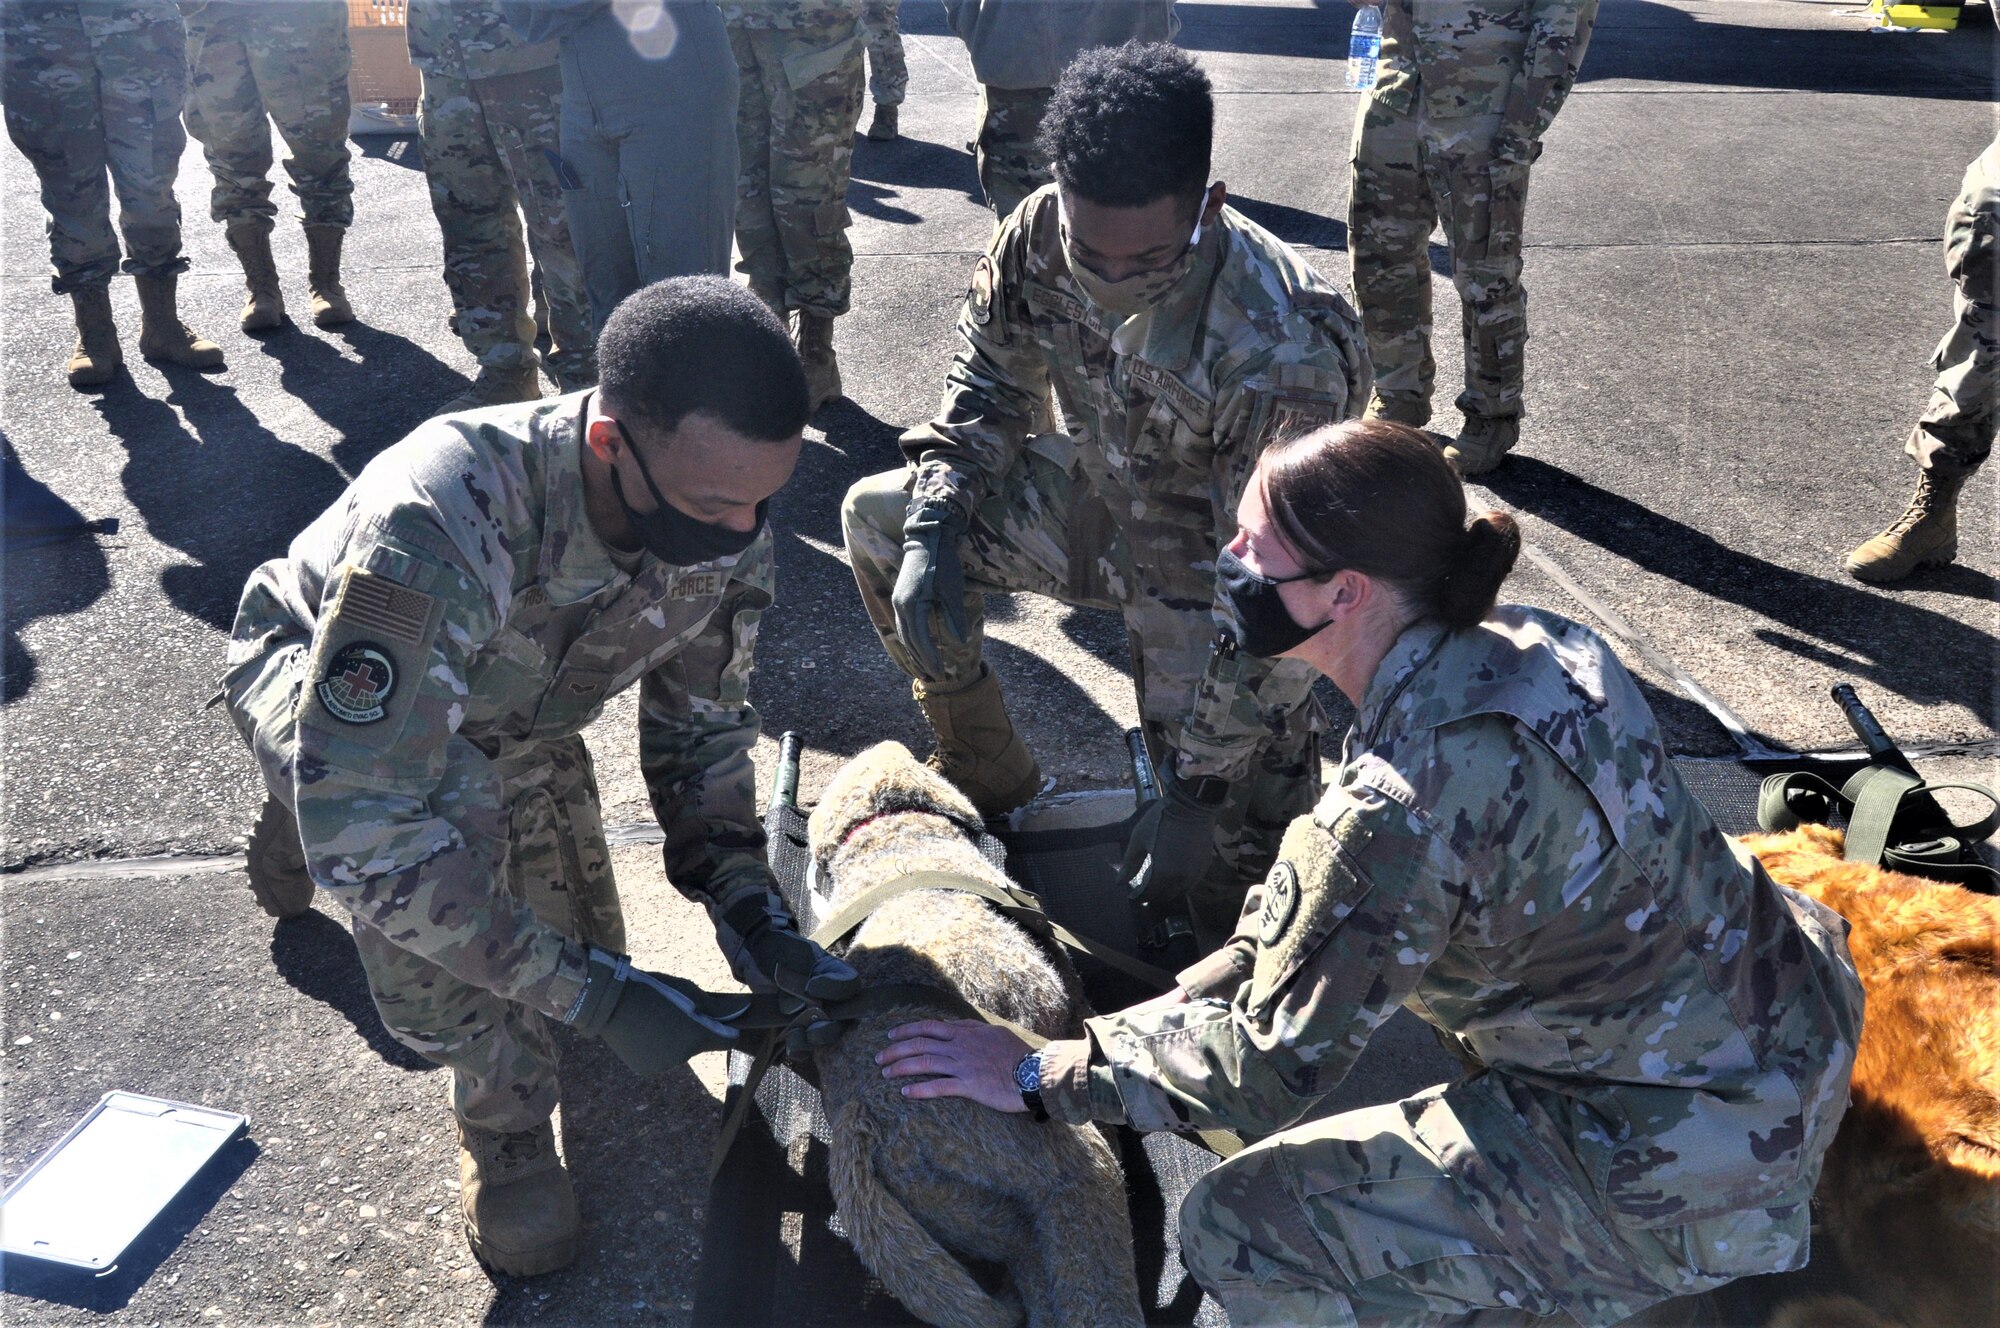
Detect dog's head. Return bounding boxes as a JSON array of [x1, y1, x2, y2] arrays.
[[807, 741, 984, 879]]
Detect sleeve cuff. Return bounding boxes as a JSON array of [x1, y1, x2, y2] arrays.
[[1038, 1036, 1116, 1125], [1176, 945, 1253, 1002]]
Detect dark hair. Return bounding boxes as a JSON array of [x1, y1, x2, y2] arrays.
[[1040, 41, 1212, 209], [596, 276, 808, 440], [1260, 420, 1520, 630]]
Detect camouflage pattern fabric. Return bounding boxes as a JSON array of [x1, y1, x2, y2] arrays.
[[1349, 0, 1597, 427], [849, 188, 1370, 904], [725, 5, 866, 317], [547, 0, 740, 329], [415, 58, 594, 385], [0, 0, 193, 293], [181, 0, 354, 232], [220, 394, 778, 1129], [860, 0, 904, 106], [1039, 607, 1865, 1324], [1908, 136, 1998, 478], [975, 83, 1051, 222], [406, 0, 557, 80]]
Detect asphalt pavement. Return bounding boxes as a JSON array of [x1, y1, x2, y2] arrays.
[[2, 1, 1996, 1324]]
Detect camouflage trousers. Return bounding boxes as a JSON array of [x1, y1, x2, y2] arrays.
[[843, 455, 1319, 920], [1180, 1091, 1810, 1327], [1908, 147, 1997, 478], [860, 0, 905, 106], [1350, 97, 1532, 427], [977, 83, 1053, 222], [1, 0, 192, 293], [557, 0, 739, 331], [182, 0, 353, 232], [418, 65, 593, 386], [227, 640, 622, 1134], [729, 15, 866, 318]]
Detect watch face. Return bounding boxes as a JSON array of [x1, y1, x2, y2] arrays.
[[1014, 1052, 1041, 1094]]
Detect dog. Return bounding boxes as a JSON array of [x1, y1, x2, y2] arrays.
[[1743, 824, 2000, 1328], [805, 741, 1143, 1328]]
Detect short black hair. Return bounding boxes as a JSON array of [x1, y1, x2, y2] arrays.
[[596, 276, 808, 441], [1040, 42, 1212, 209]]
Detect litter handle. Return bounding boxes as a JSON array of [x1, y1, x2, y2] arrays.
[[1125, 728, 1160, 806], [772, 731, 802, 810], [1830, 684, 1917, 775]]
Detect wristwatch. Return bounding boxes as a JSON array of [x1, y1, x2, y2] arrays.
[[1013, 1049, 1048, 1122]]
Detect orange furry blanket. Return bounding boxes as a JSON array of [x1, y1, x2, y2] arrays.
[[1743, 824, 2000, 1328]]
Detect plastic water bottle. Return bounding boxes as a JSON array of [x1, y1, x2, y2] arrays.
[[1346, 3, 1382, 92]]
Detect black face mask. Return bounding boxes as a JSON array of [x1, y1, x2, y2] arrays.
[[1216, 548, 1332, 658], [610, 420, 765, 566]]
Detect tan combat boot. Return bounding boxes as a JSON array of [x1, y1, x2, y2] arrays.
[[866, 102, 899, 141], [912, 665, 1043, 819], [134, 274, 225, 370], [303, 224, 354, 327], [243, 795, 313, 919], [66, 285, 123, 388], [458, 1120, 580, 1277], [795, 311, 842, 414], [438, 362, 542, 416], [1364, 392, 1430, 429], [1844, 469, 1964, 583], [226, 223, 285, 331], [1443, 415, 1519, 477]]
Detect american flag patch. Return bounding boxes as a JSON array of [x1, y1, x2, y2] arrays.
[[336, 569, 434, 645]]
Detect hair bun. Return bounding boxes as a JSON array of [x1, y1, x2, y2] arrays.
[[1437, 511, 1521, 629]]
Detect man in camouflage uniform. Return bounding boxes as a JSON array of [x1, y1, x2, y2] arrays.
[[409, 0, 592, 413], [1845, 135, 1997, 584], [860, 0, 904, 141], [842, 45, 1370, 937], [944, 0, 1178, 221], [721, 0, 866, 413], [884, 600, 1864, 1325], [1, 0, 224, 386], [1349, 0, 1598, 474], [219, 278, 855, 1277], [181, 0, 356, 332]]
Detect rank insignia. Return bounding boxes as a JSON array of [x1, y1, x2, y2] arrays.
[[317, 641, 397, 725]]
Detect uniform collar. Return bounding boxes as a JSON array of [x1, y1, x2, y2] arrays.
[[1354, 618, 1451, 742], [538, 392, 632, 605]]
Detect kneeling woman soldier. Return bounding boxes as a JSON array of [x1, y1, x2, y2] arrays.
[[877, 419, 1865, 1326]]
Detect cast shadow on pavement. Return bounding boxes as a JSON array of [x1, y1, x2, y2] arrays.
[[0, 1135, 259, 1314], [262, 321, 466, 476], [1, 434, 112, 705], [353, 133, 424, 172], [1482, 456, 1996, 722], [849, 130, 984, 209], [91, 376, 352, 629], [268, 909, 433, 1072]]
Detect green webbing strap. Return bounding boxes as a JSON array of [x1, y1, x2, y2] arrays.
[[1756, 767, 2000, 886], [809, 870, 1183, 993], [1841, 765, 1924, 870]]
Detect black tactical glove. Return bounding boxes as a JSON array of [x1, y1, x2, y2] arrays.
[[1121, 774, 1229, 908], [718, 892, 861, 1004], [567, 948, 743, 1077], [890, 501, 970, 679]]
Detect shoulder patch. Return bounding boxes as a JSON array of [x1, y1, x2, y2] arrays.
[[1259, 861, 1301, 945], [968, 255, 996, 325], [334, 567, 436, 645], [1259, 391, 1345, 447], [316, 641, 398, 725]]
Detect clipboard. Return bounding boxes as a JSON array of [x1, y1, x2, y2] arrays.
[[0, 1092, 248, 1272]]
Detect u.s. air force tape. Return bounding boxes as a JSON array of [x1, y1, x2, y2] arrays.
[[316, 641, 396, 724]]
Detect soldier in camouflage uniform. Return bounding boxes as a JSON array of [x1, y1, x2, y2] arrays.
[[881, 421, 1865, 1326], [944, 0, 1178, 221], [409, 0, 592, 412], [843, 45, 1370, 937], [219, 278, 855, 1277], [181, 0, 357, 332], [0, 0, 224, 386], [1845, 136, 1997, 584], [1349, 0, 1598, 475], [860, 0, 904, 141], [721, 0, 866, 413]]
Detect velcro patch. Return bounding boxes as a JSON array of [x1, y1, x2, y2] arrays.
[[1128, 359, 1207, 422], [335, 568, 435, 645], [316, 641, 397, 724], [1259, 391, 1344, 447], [670, 570, 722, 600], [968, 255, 996, 326]]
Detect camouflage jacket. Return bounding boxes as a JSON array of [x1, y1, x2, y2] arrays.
[[904, 187, 1371, 779], [408, 0, 559, 80], [1374, 0, 1598, 139], [1043, 607, 1864, 1230], [225, 394, 775, 1020], [718, 0, 860, 30], [942, 0, 1178, 90]]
